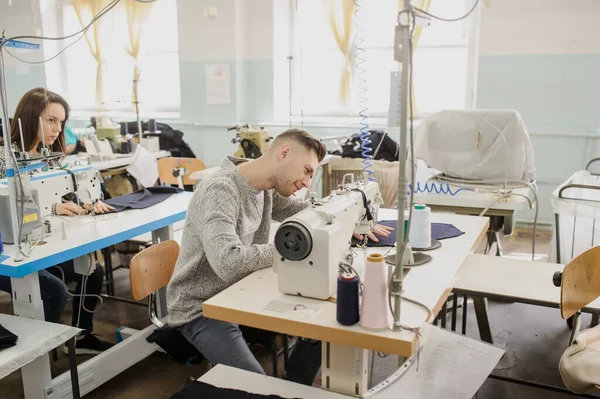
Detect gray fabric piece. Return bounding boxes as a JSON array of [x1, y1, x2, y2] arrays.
[[166, 156, 309, 327], [103, 186, 182, 212]]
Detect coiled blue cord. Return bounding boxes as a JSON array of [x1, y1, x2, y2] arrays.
[[408, 181, 471, 196], [354, 0, 373, 181]]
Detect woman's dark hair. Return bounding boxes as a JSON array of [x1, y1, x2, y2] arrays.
[[4, 87, 70, 153]]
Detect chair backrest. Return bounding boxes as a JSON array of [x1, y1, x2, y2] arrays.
[[561, 246, 600, 319], [129, 240, 180, 301], [158, 157, 206, 187]]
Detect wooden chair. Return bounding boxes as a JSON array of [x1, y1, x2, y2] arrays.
[[130, 240, 180, 327], [553, 246, 600, 392], [553, 246, 600, 346], [129, 240, 289, 376], [158, 157, 206, 190]]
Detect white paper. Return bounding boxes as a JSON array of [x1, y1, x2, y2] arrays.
[[84, 138, 117, 158], [126, 146, 159, 188], [205, 64, 231, 105], [367, 324, 504, 399]]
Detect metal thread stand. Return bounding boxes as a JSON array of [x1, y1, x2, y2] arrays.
[[391, 0, 413, 331]]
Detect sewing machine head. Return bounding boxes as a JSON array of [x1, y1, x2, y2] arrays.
[[275, 174, 383, 300], [0, 163, 103, 244], [229, 124, 272, 159]]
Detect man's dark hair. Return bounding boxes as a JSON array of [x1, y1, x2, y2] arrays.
[[273, 128, 327, 162]]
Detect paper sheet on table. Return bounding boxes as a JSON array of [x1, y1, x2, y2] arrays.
[[367, 324, 504, 399], [126, 145, 159, 188]]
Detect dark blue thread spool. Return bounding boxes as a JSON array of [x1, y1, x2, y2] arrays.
[[337, 273, 360, 326]]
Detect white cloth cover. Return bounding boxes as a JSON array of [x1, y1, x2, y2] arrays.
[[560, 324, 600, 394], [414, 110, 535, 182]]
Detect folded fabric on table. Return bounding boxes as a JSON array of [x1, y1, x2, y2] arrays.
[[170, 380, 300, 399], [104, 186, 183, 213], [351, 220, 465, 247], [0, 322, 18, 350]]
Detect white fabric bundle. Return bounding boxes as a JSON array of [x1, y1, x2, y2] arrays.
[[414, 110, 535, 182]]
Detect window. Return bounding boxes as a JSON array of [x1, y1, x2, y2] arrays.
[[277, 0, 479, 120], [41, 0, 180, 115]]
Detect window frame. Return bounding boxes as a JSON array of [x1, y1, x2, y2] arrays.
[[273, 0, 482, 124], [42, 0, 181, 117]]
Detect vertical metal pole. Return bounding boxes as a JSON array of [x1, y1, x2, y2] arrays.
[[67, 338, 81, 399], [0, 50, 22, 258], [391, 0, 412, 331]]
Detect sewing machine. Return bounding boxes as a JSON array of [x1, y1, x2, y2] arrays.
[[0, 164, 103, 244], [275, 174, 383, 300], [229, 125, 272, 159]]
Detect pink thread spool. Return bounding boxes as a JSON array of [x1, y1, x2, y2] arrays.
[[360, 253, 392, 330]]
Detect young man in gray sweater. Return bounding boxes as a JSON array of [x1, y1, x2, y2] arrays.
[[167, 128, 392, 385]]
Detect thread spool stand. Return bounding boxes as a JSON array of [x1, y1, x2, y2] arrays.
[[385, 251, 432, 267], [413, 239, 442, 252]]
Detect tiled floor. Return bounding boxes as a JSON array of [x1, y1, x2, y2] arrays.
[[1, 224, 596, 398]]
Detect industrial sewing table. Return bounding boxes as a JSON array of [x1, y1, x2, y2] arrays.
[[203, 208, 489, 397], [414, 187, 531, 257], [0, 191, 192, 399]]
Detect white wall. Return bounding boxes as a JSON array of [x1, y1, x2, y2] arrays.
[[480, 0, 600, 56], [477, 0, 600, 224]]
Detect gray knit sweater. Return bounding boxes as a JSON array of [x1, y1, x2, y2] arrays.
[[166, 156, 309, 326]]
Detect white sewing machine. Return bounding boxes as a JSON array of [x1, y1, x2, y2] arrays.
[[274, 174, 383, 300], [0, 164, 103, 243]]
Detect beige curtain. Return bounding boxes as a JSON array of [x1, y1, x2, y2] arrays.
[[403, 0, 433, 118], [322, 0, 356, 106], [123, 0, 155, 113], [72, 0, 113, 110]]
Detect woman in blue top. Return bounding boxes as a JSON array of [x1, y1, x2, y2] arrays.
[[0, 88, 113, 354]]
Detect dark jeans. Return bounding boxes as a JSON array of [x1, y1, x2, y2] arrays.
[[0, 260, 104, 332], [179, 315, 322, 386]]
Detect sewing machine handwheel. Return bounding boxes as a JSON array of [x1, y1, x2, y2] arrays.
[[275, 222, 312, 261]]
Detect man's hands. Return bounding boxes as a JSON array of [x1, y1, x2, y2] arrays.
[[55, 201, 115, 216], [353, 223, 395, 243]]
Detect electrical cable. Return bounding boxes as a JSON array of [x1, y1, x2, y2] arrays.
[[354, 0, 373, 181], [4, 30, 88, 65], [436, 175, 540, 260], [414, 0, 480, 23], [0, 0, 119, 50], [408, 181, 470, 196], [54, 254, 104, 314], [0, 0, 119, 258]]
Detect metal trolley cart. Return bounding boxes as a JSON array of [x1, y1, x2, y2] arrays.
[[551, 159, 600, 328]]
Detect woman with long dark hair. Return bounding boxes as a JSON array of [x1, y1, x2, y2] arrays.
[[0, 88, 114, 354]]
